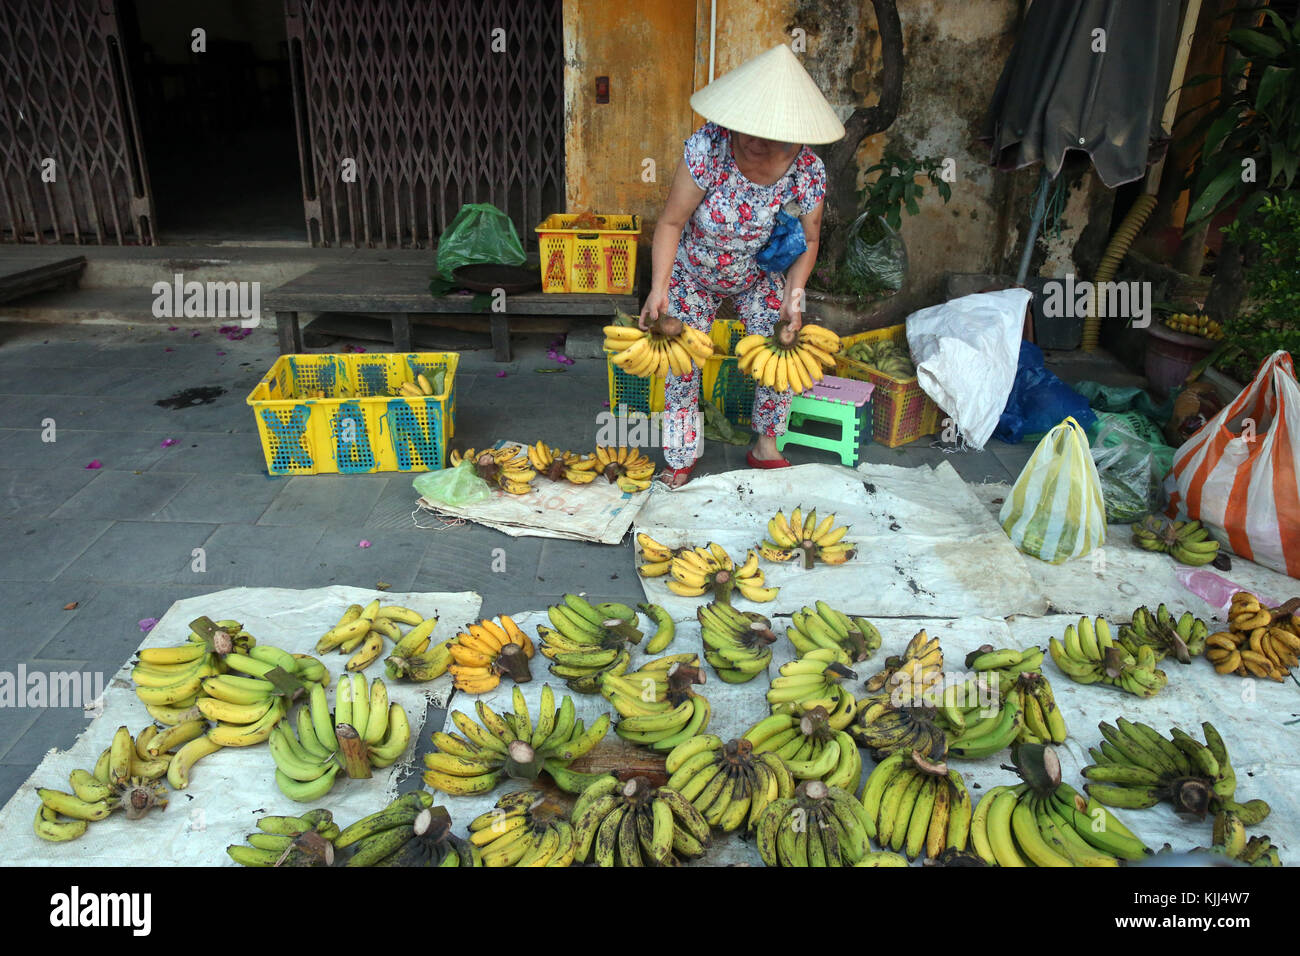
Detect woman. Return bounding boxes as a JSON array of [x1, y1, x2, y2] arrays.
[[639, 44, 844, 488]]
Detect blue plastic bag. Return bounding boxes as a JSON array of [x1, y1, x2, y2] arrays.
[[995, 342, 1097, 443], [756, 210, 807, 273]]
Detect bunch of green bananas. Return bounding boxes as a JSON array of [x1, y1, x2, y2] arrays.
[[862, 629, 943, 699], [964, 644, 1045, 686], [766, 649, 858, 726], [754, 780, 873, 866], [759, 506, 856, 568], [1010, 672, 1067, 745], [226, 808, 340, 866], [571, 775, 713, 866], [1081, 719, 1249, 816], [1118, 604, 1208, 663], [316, 601, 438, 672], [969, 783, 1149, 867], [663, 735, 796, 832], [940, 667, 1066, 747], [859, 751, 972, 861], [844, 339, 916, 378], [637, 601, 675, 653], [851, 690, 948, 760], [337, 793, 480, 867], [383, 619, 451, 682], [743, 708, 861, 789], [1200, 807, 1283, 866], [698, 601, 778, 682], [1049, 615, 1168, 697], [34, 726, 171, 842], [537, 594, 645, 692], [1131, 516, 1221, 566], [600, 654, 711, 750], [270, 673, 411, 801], [466, 790, 576, 866], [786, 602, 881, 663], [424, 685, 610, 796], [946, 685, 1025, 759]]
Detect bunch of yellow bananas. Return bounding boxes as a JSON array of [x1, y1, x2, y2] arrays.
[[449, 446, 537, 495], [448, 615, 536, 694], [864, 628, 945, 700], [467, 790, 577, 867], [384, 618, 451, 683], [668, 542, 778, 603], [396, 370, 444, 398], [735, 323, 840, 393], [34, 725, 173, 842], [316, 600, 436, 672], [1205, 590, 1300, 680], [527, 441, 601, 485], [595, 445, 656, 493], [759, 506, 856, 568], [604, 316, 716, 378], [635, 531, 687, 577]]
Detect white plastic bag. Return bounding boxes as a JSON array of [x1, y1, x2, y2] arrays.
[[1000, 416, 1107, 563], [906, 289, 1029, 449]]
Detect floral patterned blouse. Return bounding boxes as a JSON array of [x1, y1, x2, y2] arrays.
[[679, 122, 827, 289]]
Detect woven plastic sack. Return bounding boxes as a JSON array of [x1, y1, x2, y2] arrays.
[[412, 460, 492, 507], [435, 203, 526, 280], [1000, 416, 1107, 563]]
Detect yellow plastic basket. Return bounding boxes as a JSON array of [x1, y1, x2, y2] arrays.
[[536, 213, 641, 294], [245, 352, 458, 475], [834, 324, 940, 447], [604, 320, 753, 426]]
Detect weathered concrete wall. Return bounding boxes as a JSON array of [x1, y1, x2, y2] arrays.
[[564, 0, 1093, 312]]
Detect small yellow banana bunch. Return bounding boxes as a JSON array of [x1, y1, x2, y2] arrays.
[[595, 445, 656, 493], [316, 600, 437, 673], [527, 441, 601, 485], [759, 506, 856, 569], [636, 531, 689, 577], [397, 371, 442, 398], [864, 629, 944, 703], [1205, 591, 1300, 681], [449, 615, 537, 694], [604, 314, 716, 378], [736, 322, 840, 393], [669, 542, 778, 604], [450, 446, 537, 495]]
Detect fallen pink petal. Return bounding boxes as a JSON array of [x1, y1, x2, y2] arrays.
[[216, 350, 226, 356], [138, 618, 159, 633], [496, 370, 507, 378], [167, 326, 178, 331], [358, 540, 372, 548], [164, 347, 173, 352], [160, 438, 178, 447], [85, 460, 102, 469]]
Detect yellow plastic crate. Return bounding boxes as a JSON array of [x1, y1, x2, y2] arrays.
[[536, 213, 641, 294], [834, 324, 940, 447], [245, 352, 458, 475], [604, 320, 753, 426]]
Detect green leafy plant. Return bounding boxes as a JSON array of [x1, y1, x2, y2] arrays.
[[1183, 10, 1300, 226], [1219, 193, 1300, 376]]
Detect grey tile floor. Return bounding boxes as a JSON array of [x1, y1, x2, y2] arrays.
[[0, 319, 1139, 806]]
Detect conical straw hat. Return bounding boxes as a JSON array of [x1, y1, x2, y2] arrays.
[[690, 44, 845, 144]]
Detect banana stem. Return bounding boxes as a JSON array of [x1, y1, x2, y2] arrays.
[[712, 570, 734, 606], [799, 546, 815, 571], [603, 618, 644, 644], [496, 643, 533, 683], [505, 740, 542, 780], [335, 724, 373, 779], [293, 830, 336, 866]]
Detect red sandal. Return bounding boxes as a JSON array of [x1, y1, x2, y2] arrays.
[[659, 461, 699, 489], [747, 449, 791, 469]]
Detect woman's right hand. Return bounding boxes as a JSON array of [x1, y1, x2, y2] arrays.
[[639, 289, 669, 330]]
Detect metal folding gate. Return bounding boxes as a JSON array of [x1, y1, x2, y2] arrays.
[[285, 0, 565, 248], [0, 0, 154, 244]]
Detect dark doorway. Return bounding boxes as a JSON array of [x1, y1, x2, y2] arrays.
[[119, 0, 303, 242]]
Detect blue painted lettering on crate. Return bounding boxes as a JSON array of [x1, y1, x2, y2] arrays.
[[333, 401, 374, 473], [387, 400, 442, 470], [260, 406, 314, 472]]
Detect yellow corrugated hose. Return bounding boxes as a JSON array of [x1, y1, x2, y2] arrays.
[[1083, 193, 1158, 352]]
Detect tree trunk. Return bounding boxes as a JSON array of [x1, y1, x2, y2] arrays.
[[818, 0, 904, 267], [1203, 238, 1246, 324]]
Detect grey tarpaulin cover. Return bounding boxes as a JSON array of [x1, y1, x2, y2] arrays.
[[981, 0, 1181, 187]]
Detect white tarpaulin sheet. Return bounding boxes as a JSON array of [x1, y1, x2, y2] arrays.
[[0, 586, 480, 866], [633, 462, 1049, 620], [416, 440, 651, 545]]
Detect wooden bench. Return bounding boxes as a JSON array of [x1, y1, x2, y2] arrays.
[[0, 253, 86, 304], [265, 262, 638, 361]]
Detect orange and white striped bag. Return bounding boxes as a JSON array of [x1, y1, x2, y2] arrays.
[[1165, 351, 1300, 578]]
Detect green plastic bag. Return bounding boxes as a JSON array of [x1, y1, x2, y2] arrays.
[[412, 460, 492, 507], [1090, 412, 1176, 523], [999, 417, 1107, 563], [435, 203, 526, 280]]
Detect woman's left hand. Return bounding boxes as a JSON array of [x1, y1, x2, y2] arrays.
[[779, 297, 803, 332]]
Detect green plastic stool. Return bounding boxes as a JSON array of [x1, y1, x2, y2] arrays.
[[776, 376, 875, 466]]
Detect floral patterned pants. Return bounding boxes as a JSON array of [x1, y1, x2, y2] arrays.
[[662, 253, 792, 469]]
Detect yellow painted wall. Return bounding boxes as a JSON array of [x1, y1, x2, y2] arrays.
[[563, 0, 698, 235]]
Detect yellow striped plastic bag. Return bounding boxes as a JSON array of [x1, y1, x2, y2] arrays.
[[999, 416, 1106, 563]]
